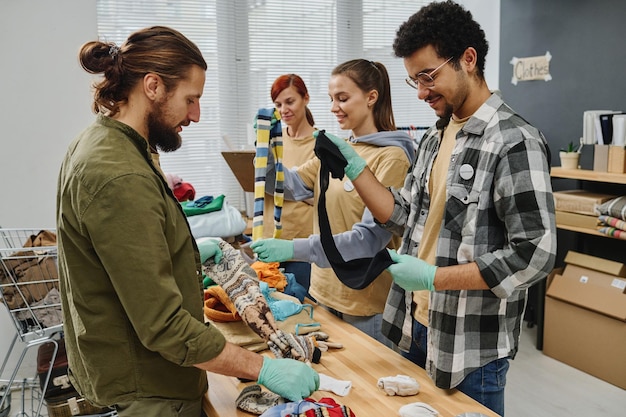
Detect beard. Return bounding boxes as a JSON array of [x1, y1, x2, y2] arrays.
[[441, 103, 453, 120], [147, 100, 182, 153]]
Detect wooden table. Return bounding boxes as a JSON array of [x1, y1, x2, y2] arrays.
[[203, 306, 500, 417]]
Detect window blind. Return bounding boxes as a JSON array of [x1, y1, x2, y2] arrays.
[[96, 0, 435, 212]]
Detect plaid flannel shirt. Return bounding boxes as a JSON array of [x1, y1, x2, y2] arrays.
[[379, 93, 556, 389]]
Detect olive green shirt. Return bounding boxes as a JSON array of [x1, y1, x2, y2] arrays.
[[56, 115, 226, 406]]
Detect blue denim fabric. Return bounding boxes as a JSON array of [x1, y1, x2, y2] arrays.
[[400, 318, 428, 369], [456, 357, 510, 416], [325, 307, 393, 349]]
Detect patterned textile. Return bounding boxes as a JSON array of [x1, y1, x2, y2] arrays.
[[206, 299, 321, 352], [598, 227, 626, 239], [236, 384, 285, 415], [599, 214, 626, 231], [598, 214, 626, 239], [259, 397, 355, 417], [379, 93, 556, 389], [203, 240, 279, 340], [203, 241, 320, 363], [596, 196, 626, 221], [253, 108, 284, 240]]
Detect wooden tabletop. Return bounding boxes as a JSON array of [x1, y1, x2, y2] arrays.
[[203, 306, 500, 417]]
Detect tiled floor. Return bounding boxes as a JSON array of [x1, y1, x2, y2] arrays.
[[506, 324, 626, 417]]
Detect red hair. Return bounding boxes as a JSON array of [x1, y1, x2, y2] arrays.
[[271, 74, 315, 126]]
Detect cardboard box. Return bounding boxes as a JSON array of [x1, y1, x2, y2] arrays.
[[608, 145, 626, 173], [555, 211, 600, 229], [553, 190, 616, 215], [594, 144, 609, 172], [564, 250, 626, 277], [544, 257, 626, 389], [578, 144, 595, 170], [221, 150, 255, 192]]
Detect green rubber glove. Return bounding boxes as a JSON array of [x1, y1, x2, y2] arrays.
[[250, 239, 294, 263], [386, 249, 437, 292], [257, 357, 320, 401], [196, 238, 223, 264], [313, 130, 366, 181]]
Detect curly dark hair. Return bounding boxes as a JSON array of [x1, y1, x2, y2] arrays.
[[393, 1, 488, 79]]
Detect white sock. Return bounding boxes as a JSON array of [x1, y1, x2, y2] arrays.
[[377, 374, 420, 396], [318, 373, 352, 396], [398, 402, 439, 417]]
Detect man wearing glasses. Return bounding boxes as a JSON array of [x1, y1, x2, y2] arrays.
[[318, 1, 556, 415]]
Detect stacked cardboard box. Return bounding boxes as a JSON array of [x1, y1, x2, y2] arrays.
[[608, 145, 626, 173], [544, 251, 626, 389], [553, 190, 616, 229]]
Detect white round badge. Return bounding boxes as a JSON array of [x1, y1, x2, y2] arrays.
[[344, 180, 354, 192], [459, 164, 474, 180]]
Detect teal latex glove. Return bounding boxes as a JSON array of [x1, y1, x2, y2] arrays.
[[313, 130, 366, 181], [257, 357, 320, 401], [250, 238, 294, 263], [196, 238, 223, 264], [386, 249, 437, 292]]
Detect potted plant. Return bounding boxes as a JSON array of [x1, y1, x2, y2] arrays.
[[559, 141, 581, 169]]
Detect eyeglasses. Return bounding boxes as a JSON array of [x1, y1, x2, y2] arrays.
[[405, 57, 454, 89]]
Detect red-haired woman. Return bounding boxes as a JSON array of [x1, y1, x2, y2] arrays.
[[262, 74, 317, 294]]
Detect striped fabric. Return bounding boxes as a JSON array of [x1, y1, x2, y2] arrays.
[[598, 214, 626, 239], [252, 107, 284, 240]]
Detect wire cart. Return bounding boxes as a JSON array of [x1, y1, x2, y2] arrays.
[[0, 228, 62, 417], [0, 228, 117, 417]]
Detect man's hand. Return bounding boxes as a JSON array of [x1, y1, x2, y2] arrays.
[[196, 238, 223, 264], [250, 239, 294, 263], [386, 249, 436, 292], [314, 130, 366, 181], [257, 357, 319, 401]]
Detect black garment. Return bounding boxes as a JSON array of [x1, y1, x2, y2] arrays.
[[313, 131, 394, 290]]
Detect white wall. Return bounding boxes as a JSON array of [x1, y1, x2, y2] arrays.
[[0, 0, 97, 376], [461, 0, 500, 90], [0, 0, 97, 229]]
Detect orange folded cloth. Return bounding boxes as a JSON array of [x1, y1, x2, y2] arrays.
[[204, 285, 241, 322], [251, 261, 287, 291]]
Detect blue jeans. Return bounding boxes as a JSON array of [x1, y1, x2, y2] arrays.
[[400, 318, 427, 369], [456, 357, 510, 416], [324, 306, 393, 349], [401, 318, 508, 415]]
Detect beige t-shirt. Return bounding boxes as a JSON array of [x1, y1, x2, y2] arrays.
[[262, 130, 317, 240], [299, 141, 410, 316], [412, 117, 468, 325]]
